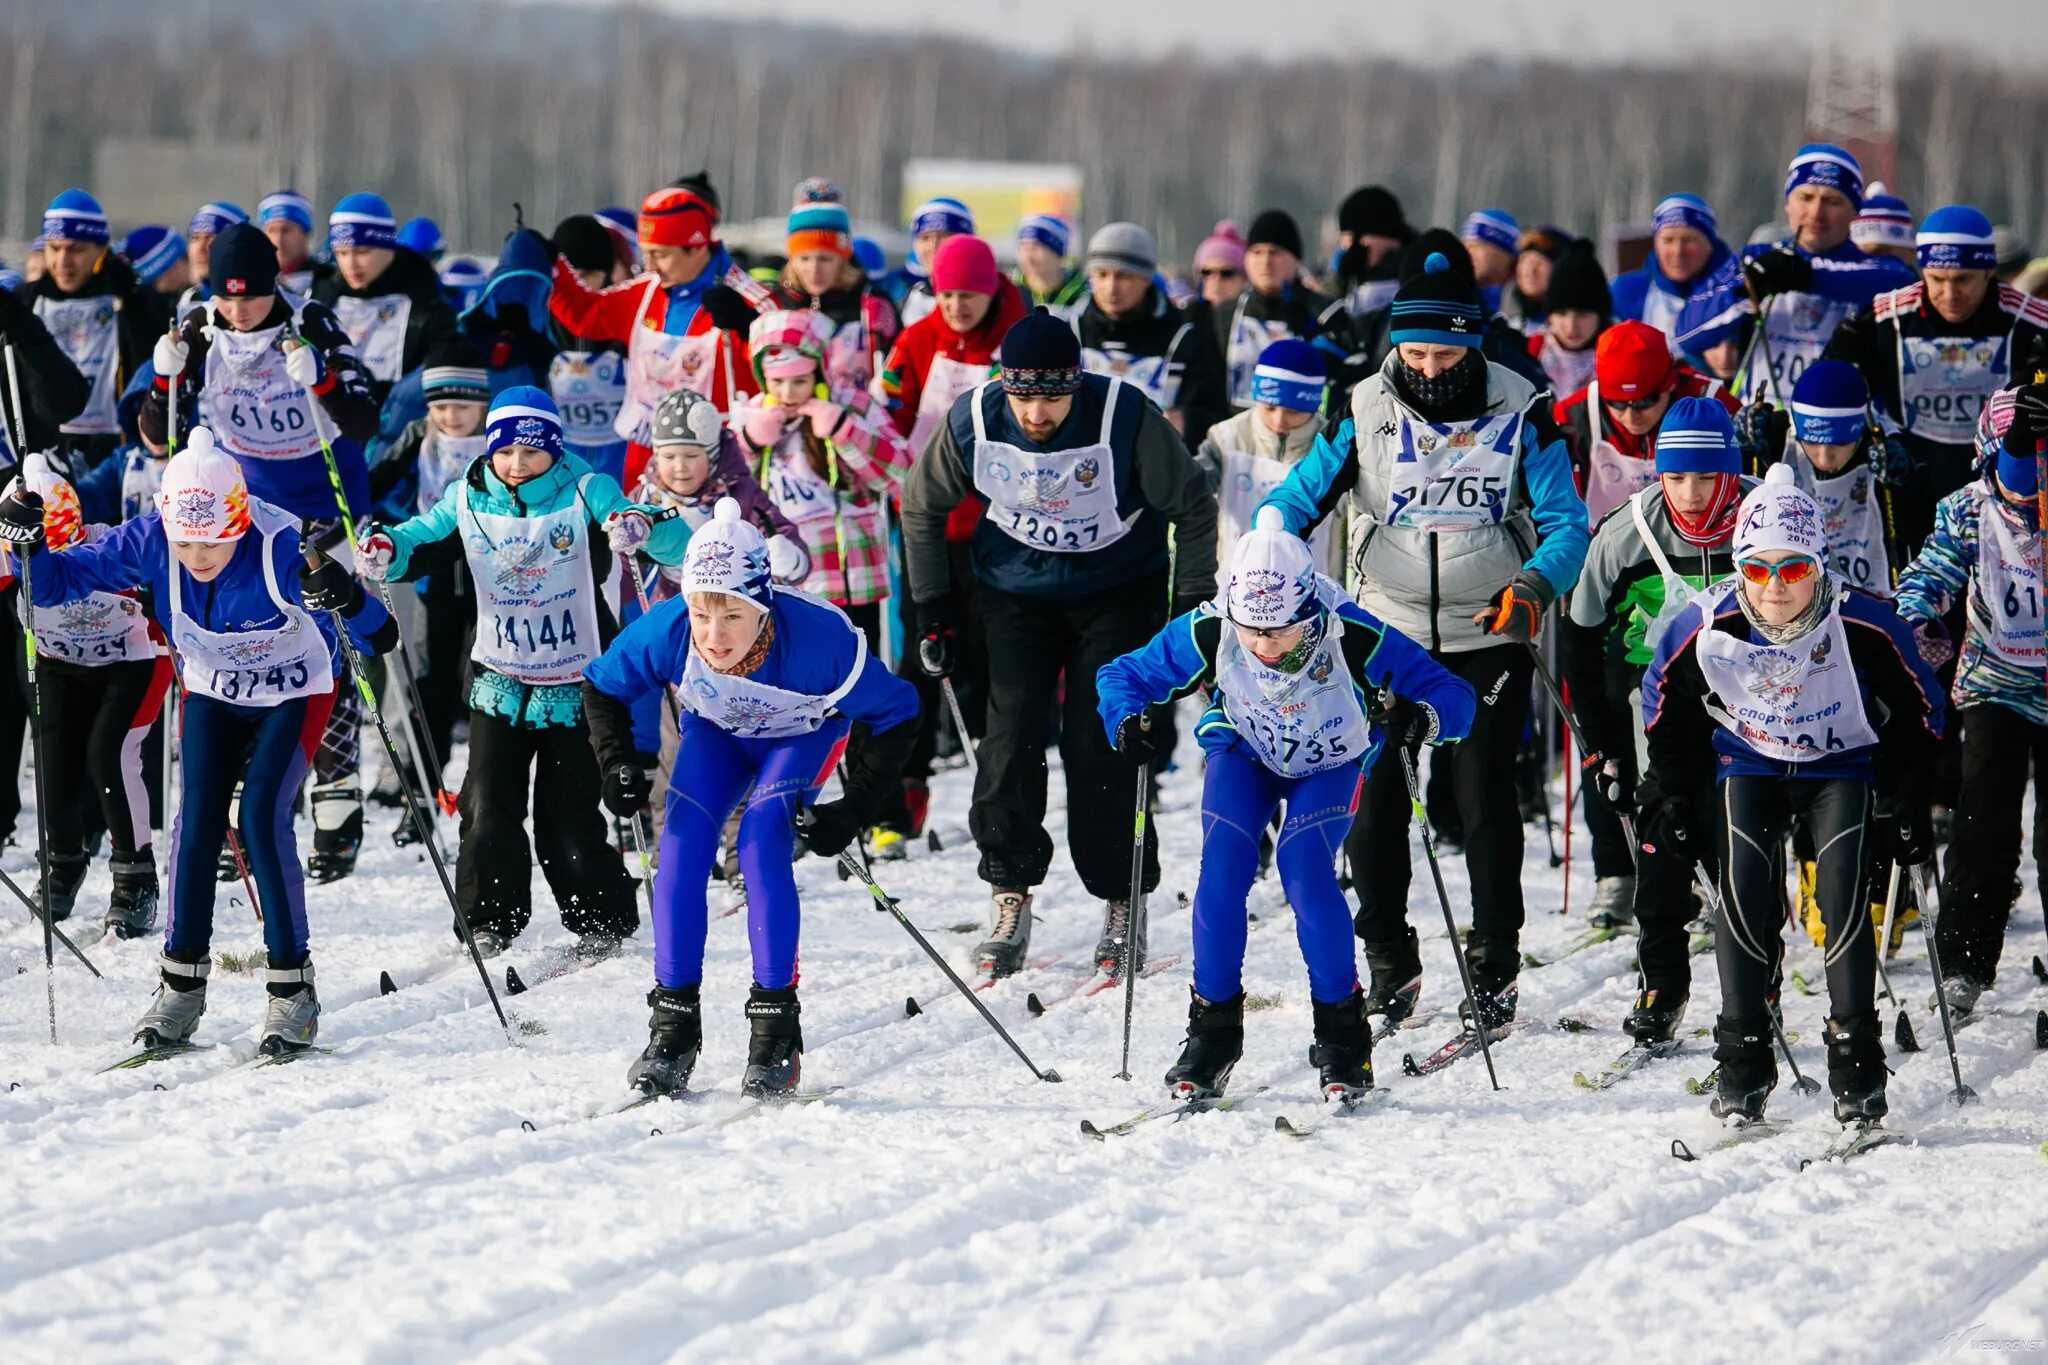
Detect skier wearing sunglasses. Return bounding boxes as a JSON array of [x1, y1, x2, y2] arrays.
[[1639, 461, 1944, 1129]]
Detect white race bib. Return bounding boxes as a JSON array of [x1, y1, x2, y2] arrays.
[[971, 380, 1134, 554], [171, 503, 333, 707], [459, 478, 603, 685], [1975, 484, 2046, 666], [678, 590, 865, 738], [330, 292, 412, 384], [1898, 330, 2010, 447], [201, 302, 325, 463], [1384, 410, 1523, 532], [549, 350, 628, 448], [1782, 444, 1891, 596], [1212, 589, 1369, 777], [34, 295, 121, 435], [1693, 583, 1877, 763]]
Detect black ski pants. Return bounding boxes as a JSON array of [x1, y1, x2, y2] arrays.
[[1939, 703, 2048, 983]]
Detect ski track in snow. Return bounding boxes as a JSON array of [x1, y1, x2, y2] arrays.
[[2, 741, 2046, 1364]]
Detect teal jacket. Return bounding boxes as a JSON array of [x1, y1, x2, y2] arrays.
[[380, 450, 690, 726]]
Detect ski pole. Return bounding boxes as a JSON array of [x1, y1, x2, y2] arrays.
[[1907, 858, 1977, 1106], [305, 552, 514, 1042], [803, 809, 1060, 1084], [1525, 642, 1641, 854], [1875, 861, 1918, 1051], [1117, 743, 1151, 1082], [0, 858, 99, 976], [4, 342, 57, 1042], [1399, 736, 1501, 1090], [941, 677, 978, 780], [1689, 864, 1822, 1096]]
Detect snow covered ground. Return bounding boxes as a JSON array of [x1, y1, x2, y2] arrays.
[[3, 738, 2047, 1365]]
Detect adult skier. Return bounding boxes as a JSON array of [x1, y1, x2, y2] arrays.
[[310, 193, 460, 405], [1610, 194, 1738, 353], [17, 190, 155, 470], [1068, 222, 1230, 453]]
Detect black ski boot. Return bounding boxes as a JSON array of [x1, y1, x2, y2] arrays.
[[308, 783, 362, 883], [1310, 989, 1374, 1101], [625, 985, 701, 1096], [104, 851, 160, 939], [741, 985, 802, 1098], [1710, 1014, 1778, 1122], [1459, 936, 1520, 1032], [1824, 1011, 1889, 1126], [32, 847, 90, 922], [1362, 926, 1423, 1025], [1163, 989, 1244, 1100], [1623, 985, 1688, 1045]]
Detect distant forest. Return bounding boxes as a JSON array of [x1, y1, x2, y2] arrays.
[[2, 0, 2040, 259]]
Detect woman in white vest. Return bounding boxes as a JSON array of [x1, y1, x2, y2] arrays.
[[1196, 339, 1343, 584], [1639, 463, 1944, 1130], [1257, 251, 1591, 1035], [0, 427, 398, 1055], [1096, 507, 1473, 1104]]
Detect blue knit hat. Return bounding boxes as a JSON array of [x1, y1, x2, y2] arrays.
[[1654, 396, 1742, 475], [329, 193, 398, 250], [1017, 213, 1071, 259], [909, 196, 974, 238], [188, 202, 248, 238], [121, 225, 184, 284], [787, 201, 852, 257], [851, 237, 886, 275], [1460, 209, 1519, 255], [1916, 205, 1997, 272], [1790, 360, 1869, 446], [1388, 252, 1484, 348], [485, 385, 564, 460], [1997, 447, 2040, 504], [1250, 339, 1327, 414], [41, 190, 109, 246], [1783, 143, 1864, 209], [257, 190, 314, 233], [1852, 184, 1914, 250], [1652, 194, 1717, 239], [398, 216, 445, 258]]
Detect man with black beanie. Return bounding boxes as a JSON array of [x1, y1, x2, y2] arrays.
[[1527, 240, 1612, 398], [1333, 186, 1417, 321], [899, 307, 1219, 981], [1187, 208, 1359, 413], [1354, 230, 1551, 390], [1257, 251, 1590, 1034]]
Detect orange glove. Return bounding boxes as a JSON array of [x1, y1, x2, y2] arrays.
[[1473, 574, 1548, 643]]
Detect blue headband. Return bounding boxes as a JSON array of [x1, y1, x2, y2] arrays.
[[1916, 205, 1997, 271], [41, 190, 108, 246], [189, 202, 249, 237], [1783, 144, 1864, 210], [910, 197, 974, 238], [1653, 194, 1717, 239], [1460, 209, 1519, 255], [258, 190, 314, 233], [1017, 214, 1071, 258], [485, 389, 564, 460]]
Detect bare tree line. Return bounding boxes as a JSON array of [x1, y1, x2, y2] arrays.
[[3, 0, 2043, 261]]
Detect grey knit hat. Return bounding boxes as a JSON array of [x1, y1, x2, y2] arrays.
[[651, 387, 724, 448], [1085, 221, 1157, 277]]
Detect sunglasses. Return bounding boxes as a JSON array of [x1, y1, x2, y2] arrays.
[[1200, 267, 1242, 279], [1735, 555, 1821, 586], [1235, 620, 1305, 641], [1603, 394, 1664, 413]]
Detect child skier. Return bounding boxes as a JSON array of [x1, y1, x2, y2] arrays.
[[581, 498, 920, 1098], [1640, 463, 1944, 1127], [1195, 339, 1344, 585], [0, 454, 172, 936], [1095, 507, 1475, 1101], [0, 427, 396, 1052], [354, 386, 689, 956]]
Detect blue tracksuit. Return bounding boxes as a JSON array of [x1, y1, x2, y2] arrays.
[[1096, 599, 1475, 1002]]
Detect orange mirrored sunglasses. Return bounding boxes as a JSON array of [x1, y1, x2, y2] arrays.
[[1735, 555, 1821, 587]]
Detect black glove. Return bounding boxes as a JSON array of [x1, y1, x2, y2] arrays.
[[1582, 751, 1632, 812], [0, 486, 44, 552], [299, 555, 364, 614], [1636, 790, 1698, 858], [600, 757, 655, 818], [916, 597, 958, 679], [1170, 591, 1210, 621], [1368, 686, 1397, 730], [2007, 380, 2048, 451], [1742, 246, 1812, 301], [1891, 803, 1935, 868], [1113, 709, 1168, 763], [1474, 573, 1549, 643], [1733, 402, 1790, 467], [700, 284, 759, 334], [798, 799, 862, 858]]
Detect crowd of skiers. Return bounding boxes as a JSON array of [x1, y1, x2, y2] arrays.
[[1, 138, 2044, 1132]]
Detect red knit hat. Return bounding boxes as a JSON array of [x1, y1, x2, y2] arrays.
[[931, 235, 999, 295], [1595, 320, 1674, 399], [638, 187, 715, 250]]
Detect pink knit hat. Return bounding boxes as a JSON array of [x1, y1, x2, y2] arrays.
[[1192, 219, 1247, 273], [931, 235, 999, 295]]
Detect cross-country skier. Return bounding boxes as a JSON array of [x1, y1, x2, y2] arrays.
[[1639, 462, 1943, 1125], [1610, 195, 1737, 355], [354, 386, 688, 956], [1257, 251, 1590, 1032], [309, 193, 460, 406], [1096, 507, 1474, 1101], [1561, 399, 1751, 1031], [581, 497, 919, 1098], [898, 307, 1219, 978], [1525, 241, 1610, 400], [1195, 339, 1344, 583], [1013, 214, 1085, 312], [1184, 209, 1354, 412], [0, 427, 397, 1052], [1069, 223, 1230, 452], [1894, 382, 2048, 1018], [1328, 185, 1416, 324], [256, 190, 331, 297], [764, 180, 900, 397]]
